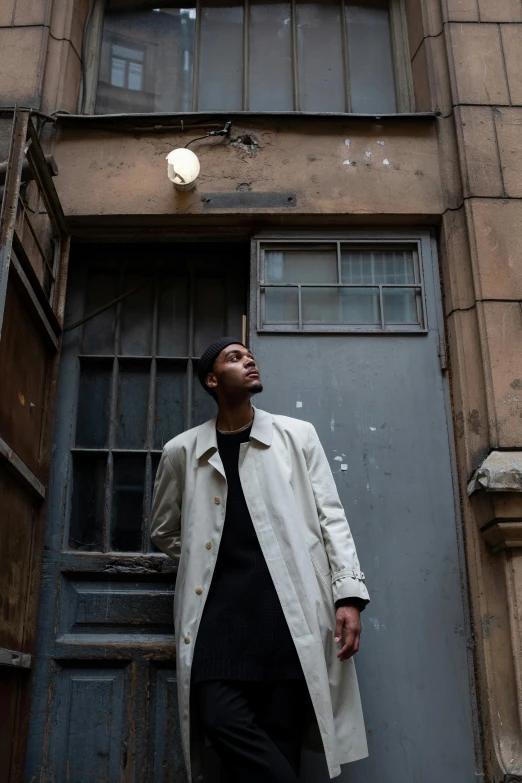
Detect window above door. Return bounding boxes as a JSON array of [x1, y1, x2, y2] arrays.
[[88, 0, 414, 115], [254, 237, 428, 333]]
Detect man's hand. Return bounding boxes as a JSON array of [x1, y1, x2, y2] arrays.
[[334, 605, 361, 661]]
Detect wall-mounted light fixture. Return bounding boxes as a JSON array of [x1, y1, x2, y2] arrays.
[[166, 148, 200, 191], [167, 121, 232, 191]]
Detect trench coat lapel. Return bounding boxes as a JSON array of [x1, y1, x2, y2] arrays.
[[195, 407, 273, 480]]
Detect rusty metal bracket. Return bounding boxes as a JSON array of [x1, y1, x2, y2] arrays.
[[0, 154, 58, 186], [0, 647, 32, 669]]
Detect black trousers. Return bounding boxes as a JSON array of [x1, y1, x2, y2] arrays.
[[192, 679, 312, 783]]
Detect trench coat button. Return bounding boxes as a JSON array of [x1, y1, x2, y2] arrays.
[[184, 635, 191, 644], [214, 496, 221, 505], [195, 587, 203, 595], [205, 541, 212, 549]]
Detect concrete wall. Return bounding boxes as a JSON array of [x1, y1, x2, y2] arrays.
[[2, 0, 522, 780]]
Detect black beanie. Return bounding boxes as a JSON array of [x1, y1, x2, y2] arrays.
[[198, 336, 245, 397]]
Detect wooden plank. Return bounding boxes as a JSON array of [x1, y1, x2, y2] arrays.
[[0, 109, 29, 339], [12, 233, 62, 336], [0, 437, 45, 500], [9, 254, 59, 352]]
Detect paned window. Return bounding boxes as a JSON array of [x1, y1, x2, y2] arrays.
[[68, 254, 245, 553], [257, 240, 427, 332], [110, 44, 144, 90], [94, 0, 411, 114]]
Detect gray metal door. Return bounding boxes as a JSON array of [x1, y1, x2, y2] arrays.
[[250, 231, 479, 782], [25, 243, 247, 782]]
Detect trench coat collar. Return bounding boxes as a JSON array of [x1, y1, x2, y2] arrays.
[[195, 406, 273, 459]]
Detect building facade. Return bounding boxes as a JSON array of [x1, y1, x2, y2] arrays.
[[1, 0, 522, 781]]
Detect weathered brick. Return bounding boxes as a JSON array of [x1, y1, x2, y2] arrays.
[[444, 0, 479, 22], [468, 198, 522, 299], [427, 31, 453, 117], [494, 107, 522, 197], [440, 206, 476, 316], [41, 37, 81, 115], [0, 0, 14, 25], [481, 301, 522, 447], [500, 24, 522, 105], [478, 0, 522, 22], [13, 0, 49, 26], [421, 0, 444, 36], [405, 0, 426, 56], [446, 308, 490, 473], [50, 0, 89, 59], [0, 27, 46, 105], [448, 23, 509, 104], [456, 106, 503, 197], [411, 41, 432, 112], [437, 115, 463, 209]]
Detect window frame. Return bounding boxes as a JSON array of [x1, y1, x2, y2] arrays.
[[251, 231, 430, 334], [80, 0, 414, 115]]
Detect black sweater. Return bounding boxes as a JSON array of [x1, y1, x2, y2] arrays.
[[191, 425, 304, 683]]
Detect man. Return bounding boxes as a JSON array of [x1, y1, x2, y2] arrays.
[[151, 337, 370, 782]]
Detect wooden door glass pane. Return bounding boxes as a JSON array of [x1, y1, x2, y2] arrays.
[[76, 360, 112, 448], [346, 0, 396, 113], [82, 273, 118, 355], [249, 1, 293, 111], [158, 277, 189, 356], [297, 0, 345, 112], [193, 277, 227, 355], [69, 454, 106, 551], [155, 362, 185, 449], [120, 276, 153, 355], [198, 1, 244, 110], [111, 454, 145, 551], [116, 361, 150, 449]]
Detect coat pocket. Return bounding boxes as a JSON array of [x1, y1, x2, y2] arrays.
[[308, 539, 332, 584]]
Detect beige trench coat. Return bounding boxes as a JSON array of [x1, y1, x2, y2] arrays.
[[151, 407, 370, 780]]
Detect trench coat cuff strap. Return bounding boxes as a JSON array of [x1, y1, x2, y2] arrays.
[[332, 573, 370, 605]]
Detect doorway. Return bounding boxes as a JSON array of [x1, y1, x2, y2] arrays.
[[25, 232, 478, 782], [24, 242, 248, 782]]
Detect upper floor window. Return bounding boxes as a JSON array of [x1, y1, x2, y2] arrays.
[[94, 0, 412, 115]]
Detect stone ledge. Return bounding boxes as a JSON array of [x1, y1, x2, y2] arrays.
[[482, 521, 522, 552], [468, 451, 522, 495]]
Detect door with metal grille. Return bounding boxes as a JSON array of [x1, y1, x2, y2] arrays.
[[25, 243, 247, 782], [250, 231, 479, 783]]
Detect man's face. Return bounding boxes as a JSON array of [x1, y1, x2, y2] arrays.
[[206, 344, 263, 400]]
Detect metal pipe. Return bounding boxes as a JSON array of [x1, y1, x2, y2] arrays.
[[63, 281, 150, 332], [340, 0, 351, 112], [0, 107, 56, 123], [0, 154, 58, 187], [192, 0, 202, 112], [291, 0, 299, 111], [243, 0, 250, 111]]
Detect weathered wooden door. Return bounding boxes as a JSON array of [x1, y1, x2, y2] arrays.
[[25, 243, 247, 782], [0, 108, 69, 783], [249, 231, 479, 783]]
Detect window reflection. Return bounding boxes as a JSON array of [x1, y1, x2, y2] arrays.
[[95, 1, 397, 114], [95, 4, 196, 114]]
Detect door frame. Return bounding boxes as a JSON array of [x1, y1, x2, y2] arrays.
[[249, 227, 483, 769]]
